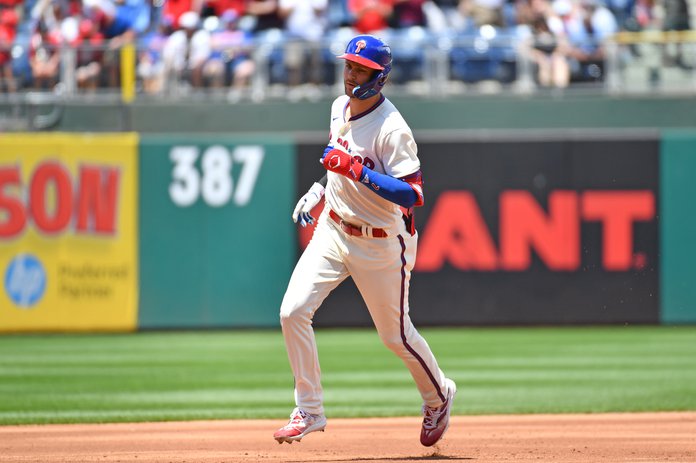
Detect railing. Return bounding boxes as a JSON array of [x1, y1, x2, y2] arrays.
[[604, 30, 696, 94], [1, 28, 695, 105]]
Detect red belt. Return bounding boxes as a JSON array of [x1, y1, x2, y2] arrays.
[[329, 209, 388, 238]]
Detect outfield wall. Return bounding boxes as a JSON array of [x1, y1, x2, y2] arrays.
[[1, 130, 695, 331], [13, 95, 696, 133], [138, 136, 295, 328], [660, 131, 696, 324], [298, 132, 662, 326]]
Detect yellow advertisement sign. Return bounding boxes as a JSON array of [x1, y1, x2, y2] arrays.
[[0, 133, 138, 332]]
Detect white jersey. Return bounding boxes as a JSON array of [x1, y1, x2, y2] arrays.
[[324, 94, 420, 231]]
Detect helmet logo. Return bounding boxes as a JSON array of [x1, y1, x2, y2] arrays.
[[354, 40, 367, 54]]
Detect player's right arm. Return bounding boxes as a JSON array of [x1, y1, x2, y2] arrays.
[[292, 98, 347, 227], [292, 174, 327, 227]]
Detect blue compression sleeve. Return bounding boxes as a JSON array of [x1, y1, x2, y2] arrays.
[[359, 166, 418, 208]]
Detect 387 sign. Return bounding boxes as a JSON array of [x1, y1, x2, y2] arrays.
[[138, 137, 294, 329], [168, 145, 264, 208]]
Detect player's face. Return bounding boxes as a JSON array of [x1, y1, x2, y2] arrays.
[[343, 60, 374, 98]]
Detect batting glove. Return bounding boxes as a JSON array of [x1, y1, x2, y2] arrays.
[[292, 182, 325, 227], [320, 144, 334, 164], [322, 149, 364, 182]]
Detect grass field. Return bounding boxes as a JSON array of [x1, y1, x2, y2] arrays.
[[1, 326, 695, 425]]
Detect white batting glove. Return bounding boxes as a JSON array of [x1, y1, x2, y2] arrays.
[[292, 182, 325, 227]]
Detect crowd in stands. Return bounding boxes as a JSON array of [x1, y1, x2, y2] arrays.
[[0, 0, 692, 95]]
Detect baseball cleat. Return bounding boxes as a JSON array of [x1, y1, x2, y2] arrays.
[[273, 407, 327, 444], [420, 378, 457, 447]]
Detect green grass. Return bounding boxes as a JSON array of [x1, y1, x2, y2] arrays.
[[0, 326, 695, 425]]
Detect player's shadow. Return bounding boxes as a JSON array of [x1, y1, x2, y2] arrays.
[[287, 454, 473, 462]]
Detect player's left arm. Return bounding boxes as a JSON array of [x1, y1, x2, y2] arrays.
[[322, 128, 424, 209], [360, 166, 423, 208], [322, 149, 423, 208]]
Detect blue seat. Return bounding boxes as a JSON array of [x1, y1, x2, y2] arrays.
[[449, 29, 517, 83], [388, 27, 431, 84]]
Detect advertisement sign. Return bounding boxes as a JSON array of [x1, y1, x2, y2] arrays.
[[297, 135, 659, 325], [0, 133, 139, 332], [138, 135, 295, 328]]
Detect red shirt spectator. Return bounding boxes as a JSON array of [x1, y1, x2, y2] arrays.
[[348, 0, 393, 34], [204, 0, 246, 17], [391, 0, 426, 28], [75, 19, 105, 64], [163, 0, 196, 28], [0, 8, 18, 66]]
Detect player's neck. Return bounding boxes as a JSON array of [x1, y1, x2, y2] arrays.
[[348, 93, 382, 119]]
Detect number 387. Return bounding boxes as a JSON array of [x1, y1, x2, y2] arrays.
[[169, 145, 264, 207]]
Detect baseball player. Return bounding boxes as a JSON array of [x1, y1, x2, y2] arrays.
[[273, 35, 456, 447]]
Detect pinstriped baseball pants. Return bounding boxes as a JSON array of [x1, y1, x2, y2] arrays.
[[279, 212, 448, 415]]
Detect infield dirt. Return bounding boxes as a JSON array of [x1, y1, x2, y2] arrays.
[[1, 412, 694, 463]]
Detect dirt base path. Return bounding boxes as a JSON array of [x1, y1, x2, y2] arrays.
[[1, 412, 695, 463]]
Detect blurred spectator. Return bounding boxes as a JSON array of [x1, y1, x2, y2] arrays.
[[137, 15, 170, 93], [75, 18, 105, 91], [162, 10, 211, 89], [202, 0, 246, 18], [605, 0, 635, 28], [582, 0, 619, 39], [327, 0, 354, 28], [423, 0, 468, 32], [162, 0, 204, 28], [553, 0, 618, 82], [245, 0, 284, 33], [278, 0, 328, 86], [0, 7, 18, 92], [527, 11, 570, 87], [29, 23, 61, 90], [85, 0, 151, 48], [661, 0, 691, 69], [661, 0, 689, 32], [460, 0, 505, 27], [630, 0, 655, 30], [348, 0, 393, 34], [390, 0, 427, 28], [515, 0, 545, 25], [205, 11, 255, 93], [31, 0, 66, 39], [67, 0, 83, 16], [84, 0, 151, 86]]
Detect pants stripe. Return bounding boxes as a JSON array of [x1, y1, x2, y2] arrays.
[[397, 234, 445, 403]]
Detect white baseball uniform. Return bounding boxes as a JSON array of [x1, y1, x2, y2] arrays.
[[279, 94, 448, 415]]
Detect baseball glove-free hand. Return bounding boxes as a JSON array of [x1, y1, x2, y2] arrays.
[[292, 182, 325, 227]]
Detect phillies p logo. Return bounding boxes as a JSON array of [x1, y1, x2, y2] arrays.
[[355, 40, 367, 54]]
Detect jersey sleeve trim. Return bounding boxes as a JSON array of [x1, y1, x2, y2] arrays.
[[399, 170, 424, 207]]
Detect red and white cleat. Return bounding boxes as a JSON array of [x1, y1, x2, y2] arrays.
[[420, 378, 457, 447], [274, 407, 327, 444]]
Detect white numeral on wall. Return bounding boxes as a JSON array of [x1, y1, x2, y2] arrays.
[[232, 146, 264, 206], [201, 145, 233, 207], [169, 146, 200, 207], [169, 145, 264, 207]]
